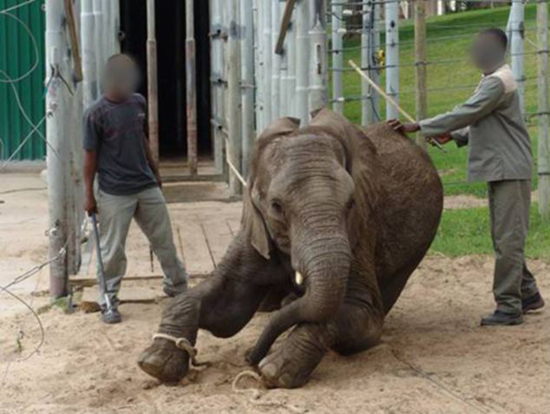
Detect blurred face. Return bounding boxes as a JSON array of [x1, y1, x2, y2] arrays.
[[103, 56, 140, 100], [470, 34, 506, 71]]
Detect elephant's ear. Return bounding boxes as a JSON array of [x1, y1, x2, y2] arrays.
[[242, 117, 301, 260], [241, 186, 271, 260]]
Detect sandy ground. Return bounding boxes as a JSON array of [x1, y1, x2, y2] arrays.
[[1, 172, 549, 414]]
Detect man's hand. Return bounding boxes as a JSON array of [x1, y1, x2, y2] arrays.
[[84, 194, 97, 216], [387, 119, 421, 134], [430, 133, 453, 145], [155, 172, 163, 189]]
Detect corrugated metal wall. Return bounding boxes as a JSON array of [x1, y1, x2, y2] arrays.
[[0, 0, 46, 161]]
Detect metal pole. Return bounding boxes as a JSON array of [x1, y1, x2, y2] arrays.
[[287, 7, 297, 116], [537, 0, 550, 219], [415, 0, 428, 150], [186, 0, 198, 175], [261, 0, 273, 125], [241, 0, 255, 178], [271, 1, 281, 120], [92, 0, 104, 95], [279, 1, 290, 117], [296, 0, 310, 125], [253, 0, 264, 131], [110, 0, 120, 54], [510, 0, 525, 111], [228, 0, 242, 195], [385, 0, 399, 120], [332, 0, 344, 114], [146, 0, 159, 164], [362, 0, 380, 125], [308, 0, 327, 114], [46, 0, 69, 299], [81, 0, 97, 108], [211, 0, 224, 174]]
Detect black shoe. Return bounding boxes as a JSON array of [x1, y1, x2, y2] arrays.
[[522, 293, 545, 314], [101, 307, 122, 324], [163, 281, 188, 297], [480, 310, 523, 326]]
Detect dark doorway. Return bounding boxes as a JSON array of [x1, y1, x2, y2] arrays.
[[119, 0, 212, 160]]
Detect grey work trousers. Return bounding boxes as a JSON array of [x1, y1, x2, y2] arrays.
[[96, 186, 187, 306], [488, 180, 539, 314]]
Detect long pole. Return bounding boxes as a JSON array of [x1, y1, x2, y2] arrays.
[[92, 0, 104, 96], [81, 0, 96, 109], [146, 0, 159, 164], [332, 1, 343, 114], [384, 0, 399, 120], [185, 0, 198, 175], [46, 0, 69, 299], [308, 0, 327, 113], [227, 0, 242, 195], [510, 0, 525, 111], [537, 0, 550, 219], [362, 0, 380, 125], [271, 1, 281, 120], [262, 0, 273, 126], [241, 0, 255, 178], [295, 0, 310, 125], [211, 0, 224, 174], [414, 0, 428, 150]]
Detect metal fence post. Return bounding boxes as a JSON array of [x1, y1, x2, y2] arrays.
[[331, 0, 344, 114], [510, 0, 526, 111], [228, 0, 242, 195], [384, 0, 399, 120], [308, 0, 327, 113], [415, 0, 428, 149], [241, 0, 255, 177], [271, 1, 282, 120], [296, 0, 310, 125], [146, 0, 159, 163], [362, 0, 380, 125], [537, 0, 550, 219]]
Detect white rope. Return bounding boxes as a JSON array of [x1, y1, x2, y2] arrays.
[[152, 333, 209, 368], [223, 136, 248, 187]]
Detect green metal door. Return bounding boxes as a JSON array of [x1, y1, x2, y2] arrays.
[[0, 0, 46, 161]]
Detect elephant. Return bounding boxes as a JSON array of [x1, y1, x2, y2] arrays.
[[138, 109, 443, 388]]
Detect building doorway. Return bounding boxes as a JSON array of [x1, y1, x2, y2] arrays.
[[119, 0, 212, 164]]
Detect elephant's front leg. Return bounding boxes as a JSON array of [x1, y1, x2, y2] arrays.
[[257, 272, 385, 388], [138, 275, 269, 382]]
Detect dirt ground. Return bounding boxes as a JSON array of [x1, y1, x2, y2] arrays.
[[1, 172, 549, 414]]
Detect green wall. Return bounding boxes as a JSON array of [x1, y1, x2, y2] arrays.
[[0, 0, 46, 161]]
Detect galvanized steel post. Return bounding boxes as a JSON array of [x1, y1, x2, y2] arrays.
[[510, 0, 526, 111], [361, 0, 380, 125], [81, 0, 97, 108], [295, 0, 310, 125], [241, 0, 255, 178], [308, 0, 327, 113], [331, 0, 344, 114], [384, 0, 399, 120], [146, 0, 159, 163]]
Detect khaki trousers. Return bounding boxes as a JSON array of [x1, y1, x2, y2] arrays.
[[488, 180, 539, 314], [96, 186, 187, 306]]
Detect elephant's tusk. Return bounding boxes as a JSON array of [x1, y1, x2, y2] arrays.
[[295, 271, 304, 286]]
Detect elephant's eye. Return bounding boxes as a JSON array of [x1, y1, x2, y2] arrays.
[[346, 198, 356, 211], [270, 201, 284, 216]]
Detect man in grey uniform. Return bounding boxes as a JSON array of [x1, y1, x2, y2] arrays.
[[389, 28, 544, 326], [83, 54, 188, 324]]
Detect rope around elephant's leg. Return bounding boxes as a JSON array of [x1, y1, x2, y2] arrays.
[[231, 370, 306, 413], [152, 333, 209, 370]]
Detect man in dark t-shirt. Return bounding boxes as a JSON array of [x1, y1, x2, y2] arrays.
[[83, 54, 188, 324]]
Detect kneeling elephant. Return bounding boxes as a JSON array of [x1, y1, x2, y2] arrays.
[[138, 109, 443, 388]]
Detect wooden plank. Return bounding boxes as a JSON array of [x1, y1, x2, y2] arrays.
[[178, 221, 215, 275], [81, 286, 162, 304]]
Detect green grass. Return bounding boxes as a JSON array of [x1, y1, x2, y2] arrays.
[[335, 4, 546, 197], [431, 204, 550, 260]]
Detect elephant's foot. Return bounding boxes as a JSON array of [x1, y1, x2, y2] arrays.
[[257, 324, 331, 389], [138, 338, 190, 383]]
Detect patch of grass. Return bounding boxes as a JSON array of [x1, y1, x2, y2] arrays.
[[335, 4, 546, 197], [430, 204, 550, 260]]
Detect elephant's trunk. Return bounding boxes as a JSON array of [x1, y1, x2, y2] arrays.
[[247, 207, 351, 365]]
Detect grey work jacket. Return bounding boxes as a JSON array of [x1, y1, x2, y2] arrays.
[[419, 64, 532, 182]]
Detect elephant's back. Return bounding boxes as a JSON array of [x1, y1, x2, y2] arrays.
[[361, 123, 443, 313]]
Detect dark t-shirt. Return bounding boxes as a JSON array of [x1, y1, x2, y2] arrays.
[[83, 94, 158, 195]]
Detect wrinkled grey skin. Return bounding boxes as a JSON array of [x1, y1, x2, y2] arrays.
[[138, 109, 443, 388]]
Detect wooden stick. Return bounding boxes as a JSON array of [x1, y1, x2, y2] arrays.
[[275, 0, 297, 55], [64, 0, 83, 82], [348, 59, 445, 152]]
